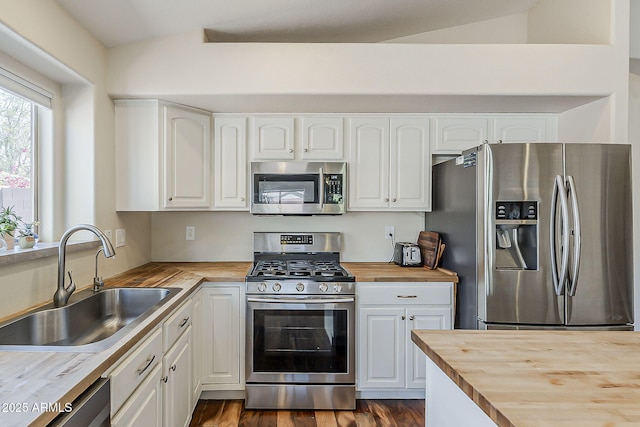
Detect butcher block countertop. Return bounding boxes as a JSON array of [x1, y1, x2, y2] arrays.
[[343, 262, 458, 282], [0, 261, 451, 426], [411, 330, 640, 427]]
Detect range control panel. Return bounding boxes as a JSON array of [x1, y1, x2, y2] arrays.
[[496, 201, 537, 220]]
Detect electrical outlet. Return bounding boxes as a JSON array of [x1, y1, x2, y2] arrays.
[[186, 226, 195, 241], [115, 229, 126, 247], [385, 225, 395, 240]]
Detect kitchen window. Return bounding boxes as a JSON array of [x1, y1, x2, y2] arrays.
[[0, 66, 53, 239]]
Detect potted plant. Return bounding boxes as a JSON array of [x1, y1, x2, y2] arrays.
[[0, 206, 21, 250], [17, 220, 38, 249]]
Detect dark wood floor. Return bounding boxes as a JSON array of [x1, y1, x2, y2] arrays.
[[189, 399, 425, 427]]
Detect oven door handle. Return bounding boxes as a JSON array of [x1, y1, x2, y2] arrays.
[[247, 297, 355, 304]]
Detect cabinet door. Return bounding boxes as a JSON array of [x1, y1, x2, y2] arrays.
[[202, 287, 241, 385], [493, 116, 554, 143], [251, 117, 295, 159], [406, 307, 453, 389], [358, 306, 405, 389], [390, 118, 431, 210], [348, 118, 390, 209], [111, 365, 162, 427], [162, 328, 192, 427], [433, 117, 489, 154], [191, 290, 202, 409], [214, 117, 248, 209], [300, 117, 344, 160], [163, 105, 211, 208]]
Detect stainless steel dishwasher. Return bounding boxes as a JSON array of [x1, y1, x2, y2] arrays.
[[49, 378, 110, 426]]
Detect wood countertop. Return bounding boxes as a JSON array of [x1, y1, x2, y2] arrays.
[[343, 262, 458, 282], [411, 330, 640, 427], [0, 261, 455, 426]]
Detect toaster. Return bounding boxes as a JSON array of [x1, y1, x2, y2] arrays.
[[393, 242, 422, 266]]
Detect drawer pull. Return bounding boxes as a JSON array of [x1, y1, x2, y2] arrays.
[[179, 317, 190, 328], [397, 295, 417, 299], [137, 355, 156, 376]]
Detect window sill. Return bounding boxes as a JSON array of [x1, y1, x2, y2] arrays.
[[0, 240, 100, 267]]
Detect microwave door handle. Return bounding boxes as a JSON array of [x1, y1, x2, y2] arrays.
[[319, 167, 325, 208]]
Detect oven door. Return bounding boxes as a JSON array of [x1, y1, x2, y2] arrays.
[[246, 295, 355, 384]]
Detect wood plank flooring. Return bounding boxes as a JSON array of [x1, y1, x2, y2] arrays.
[[189, 399, 425, 427]]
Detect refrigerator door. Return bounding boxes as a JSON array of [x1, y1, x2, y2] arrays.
[[483, 143, 564, 325], [563, 144, 633, 326]]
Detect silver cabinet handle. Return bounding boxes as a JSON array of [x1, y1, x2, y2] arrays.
[[409, 315, 415, 321], [392, 198, 397, 202], [137, 355, 156, 376], [289, 148, 294, 153], [171, 364, 177, 372], [168, 197, 173, 202], [384, 198, 389, 202], [241, 197, 245, 202], [179, 317, 189, 328], [402, 315, 406, 320], [304, 148, 309, 152], [161, 376, 168, 383], [397, 295, 417, 299]]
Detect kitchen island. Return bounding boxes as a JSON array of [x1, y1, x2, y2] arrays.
[[411, 330, 640, 426]]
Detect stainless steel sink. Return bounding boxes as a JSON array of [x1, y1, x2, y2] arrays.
[[0, 287, 180, 352]]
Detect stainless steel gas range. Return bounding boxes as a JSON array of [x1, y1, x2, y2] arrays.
[[245, 232, 356, 410]]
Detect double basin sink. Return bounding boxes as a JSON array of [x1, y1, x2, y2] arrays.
[[0, 287, 180, 352]]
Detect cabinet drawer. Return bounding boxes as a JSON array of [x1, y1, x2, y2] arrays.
[[111, 364, 162, 427], [109, 327, 162, 415], [357, 283, 453, 306], [163, 299, 193, 352]]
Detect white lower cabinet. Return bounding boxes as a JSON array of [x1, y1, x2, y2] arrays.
[[111, 364, 162, 427], [201, 284, 244, 390], [357, 282, 453, 397], [162, 327, 193, 427], [105, 294, 197, 427]]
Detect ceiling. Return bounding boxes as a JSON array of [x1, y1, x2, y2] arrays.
[[56, 0, 539, 47]]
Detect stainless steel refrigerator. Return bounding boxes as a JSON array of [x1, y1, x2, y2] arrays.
[[428, 143, 633, 330]]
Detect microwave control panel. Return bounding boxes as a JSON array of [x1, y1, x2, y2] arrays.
[[324, 174, 343, 204]]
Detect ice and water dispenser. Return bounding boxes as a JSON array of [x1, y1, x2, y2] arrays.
[[495, 201, 538, 270]]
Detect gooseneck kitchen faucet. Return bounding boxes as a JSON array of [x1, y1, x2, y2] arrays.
[[54, 224, 116, 307]]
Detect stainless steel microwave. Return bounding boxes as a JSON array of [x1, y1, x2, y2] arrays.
[[250, 162, 346, 215]]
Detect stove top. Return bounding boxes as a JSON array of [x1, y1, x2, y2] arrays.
[[247, 259, 354, 282]]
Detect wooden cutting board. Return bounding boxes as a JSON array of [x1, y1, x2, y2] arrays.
[[418, 231, 441, 269]]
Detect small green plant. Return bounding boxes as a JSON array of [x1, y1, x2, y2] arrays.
[[0, 205, 21, 236], [17, 220, 38, 237]]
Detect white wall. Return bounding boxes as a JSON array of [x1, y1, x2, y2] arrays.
[[528, 0, 611, 44], [151, 211, 425, 262], [0, 0, 152, 318], [630, 72, 640, 329]]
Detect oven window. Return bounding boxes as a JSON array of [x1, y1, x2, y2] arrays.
[[253, 309, 348, 373], [254, 174, 318, 204]]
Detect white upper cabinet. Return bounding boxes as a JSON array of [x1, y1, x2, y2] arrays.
[[213, 117, 248, 209], [251, 117, 295, 160], [164, 105, 212, 209], [432, 114, 558, 154], [250, 116, 345, 160], [300, 116, 344, 160], [115, 99, 212, 211], [433, 117, 489, 154], [348, 116, 430, 211], [493, 116, 557, 143]]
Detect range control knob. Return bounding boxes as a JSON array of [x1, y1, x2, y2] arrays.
[[272, 282, 282, 292], [333, 284, 343, 293], [319, 283, 329, 293], [257, 282, 267, 292], [296, 282, 305, 292]]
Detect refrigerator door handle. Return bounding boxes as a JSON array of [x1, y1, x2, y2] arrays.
[[550, 175, 570, 296], [567, 175, 581, 296]]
